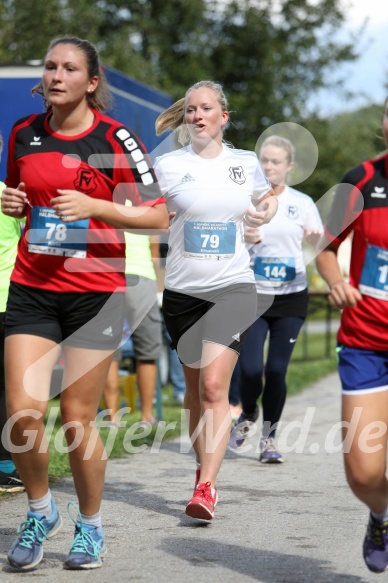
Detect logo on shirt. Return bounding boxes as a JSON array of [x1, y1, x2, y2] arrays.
[[74, 168, 97, 194], [371, 186, 387, 199], [181, 173, 195, 183], [30, 136, 41, 146], [102, 326, 113, 337], [115, 128, 155, 186], [229, 166, 246, 185], [232, 332, 240, 342], [286, 205, 299, 220]]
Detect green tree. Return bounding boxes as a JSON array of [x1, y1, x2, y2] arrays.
[[301, 104, 385, 201], [0, 0, 64, 63], [206, 0, 359, 149], [0, 0, 363, 159]]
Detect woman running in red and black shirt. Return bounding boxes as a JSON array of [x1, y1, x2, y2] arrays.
[[1, 35, 168, 572], [317, 97, 388, 574]]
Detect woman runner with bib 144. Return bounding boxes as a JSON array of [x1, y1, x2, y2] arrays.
[[229, 135, 323, 462]]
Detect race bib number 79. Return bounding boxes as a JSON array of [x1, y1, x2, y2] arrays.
[[184, 221, 236, 260]]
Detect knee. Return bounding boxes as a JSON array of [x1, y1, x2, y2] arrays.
[[265, 365, 286, 383], [201, 378, 225, 405], [241, 363, 262, 383], [6, 407, 44, 433], [4, 408, 45, 451], [60, 407, 94, 449], [60, 404, 90, 428], [345, 457, 385, 494]]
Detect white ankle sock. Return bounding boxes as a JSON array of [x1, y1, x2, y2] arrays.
[[80, 511, 102, 530], [372, 507, 388, 523], [29, 490, 52, 519]]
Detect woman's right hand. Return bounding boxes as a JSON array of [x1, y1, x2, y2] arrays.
[[1, 183, 28, 218]]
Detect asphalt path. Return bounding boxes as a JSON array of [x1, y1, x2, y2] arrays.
[[0, 372, 380, 583]]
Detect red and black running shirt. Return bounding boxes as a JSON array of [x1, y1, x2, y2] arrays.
[[324, 154, 388, 350], [5, 109, 164, 293]]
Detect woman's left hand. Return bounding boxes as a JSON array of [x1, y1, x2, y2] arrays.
[[51, 189, 98, 222], [304, 228, 322, 247], [244, 194, 278, 227], [243, 205, 267, 228], [244, 226, 263, 244]]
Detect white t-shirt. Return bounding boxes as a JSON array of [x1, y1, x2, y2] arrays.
[[155, 144, 272, 293], [249, 185, 323, 295]]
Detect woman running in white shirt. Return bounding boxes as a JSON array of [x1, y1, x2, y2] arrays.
[[155, 80, 277, 520], [231, 135, 323, 462]]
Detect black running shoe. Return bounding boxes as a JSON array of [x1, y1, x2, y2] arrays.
[[0, 469, 25, 493]]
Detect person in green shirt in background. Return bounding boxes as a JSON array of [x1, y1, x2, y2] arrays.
[[0, 132, 24, 492], [103, 232, 162, 425], [123, 233, 162, 425]]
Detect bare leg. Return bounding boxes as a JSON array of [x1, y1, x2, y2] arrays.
[[5, 335, 60, 500], [342, 391, 388, 514], [182, 365, 201, 461], [60, 346, 113, 515], [136, 359, 157, 422], [183, 343, 237, 488], [103, 360, 120, 422]]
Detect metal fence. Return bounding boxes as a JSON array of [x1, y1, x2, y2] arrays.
[[296, 292, 339, 361]]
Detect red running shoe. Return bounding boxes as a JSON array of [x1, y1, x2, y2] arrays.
[[194, 468, 200, 493], [185, 481, 218, 520]]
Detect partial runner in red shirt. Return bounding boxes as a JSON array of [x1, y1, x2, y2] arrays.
[[316, 96, 388, 574]]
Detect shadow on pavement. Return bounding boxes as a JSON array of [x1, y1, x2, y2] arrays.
[[160, 536, 369, 583]]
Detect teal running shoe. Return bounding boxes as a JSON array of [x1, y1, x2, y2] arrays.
[[64, 502, 107, 570], [7, 499, 62, 570]]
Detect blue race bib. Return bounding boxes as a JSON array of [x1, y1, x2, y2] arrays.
[[28, 207, 89, 258], [184, 221, 236, 260], [359, 244, 388, 300], [254, 256, 296, 287]]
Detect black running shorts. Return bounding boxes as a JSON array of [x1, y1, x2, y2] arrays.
[[162, 283, 257, 365], [5, 282, 124, 350]]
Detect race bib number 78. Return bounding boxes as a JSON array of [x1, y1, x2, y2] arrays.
[[27, 206, 89, 258]]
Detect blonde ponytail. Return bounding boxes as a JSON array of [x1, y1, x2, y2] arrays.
[[156, 80, 229, 146], [156, 98, 193, 145]]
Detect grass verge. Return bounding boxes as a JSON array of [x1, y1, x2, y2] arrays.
[[3, 332, 338, 484]]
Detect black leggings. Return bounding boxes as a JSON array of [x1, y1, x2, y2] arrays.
[[237, 315, 304, 437]]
